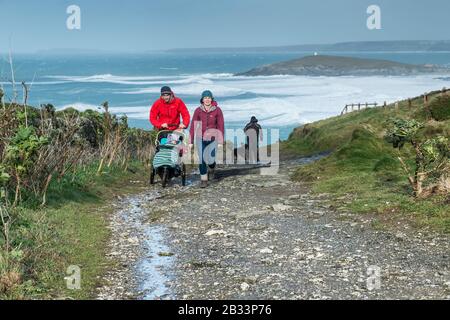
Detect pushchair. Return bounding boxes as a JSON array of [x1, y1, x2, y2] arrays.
[[150, 130, 187, 188]]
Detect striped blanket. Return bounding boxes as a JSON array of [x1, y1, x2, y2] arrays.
[[153, 146, 180, 168]]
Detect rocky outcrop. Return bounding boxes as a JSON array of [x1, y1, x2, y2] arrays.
[[237, 55, 450, 76]]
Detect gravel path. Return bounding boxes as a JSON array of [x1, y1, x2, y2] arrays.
[[97, 157, 450, 300]]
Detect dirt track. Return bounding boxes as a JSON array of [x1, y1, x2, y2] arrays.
[[97, 156, 450, 300]]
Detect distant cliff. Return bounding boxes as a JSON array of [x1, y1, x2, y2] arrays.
[[165, 40, 450, 53], [236, 55, 450, 76]]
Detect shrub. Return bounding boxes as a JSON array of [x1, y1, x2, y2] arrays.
[[429, 95, 450, 121], [385, 118, 450, 197]]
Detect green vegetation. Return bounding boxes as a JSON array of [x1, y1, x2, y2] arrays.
[[283, 90, 450, 233], [430, 95, 450, 121], [385, 119, 448, 198], [1, 100, 154, 299], [0, 162, 147, 299]]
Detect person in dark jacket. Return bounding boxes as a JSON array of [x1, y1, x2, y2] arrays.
[[189, 90, 225, 188], [244, 116, 263, 163]]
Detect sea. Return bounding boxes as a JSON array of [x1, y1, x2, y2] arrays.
[[1, 51, 450, 141]]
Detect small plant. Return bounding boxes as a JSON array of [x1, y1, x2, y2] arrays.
[[0, 165, 10, 202], [5, 126, 49, 205], [385, 118, 450, 198], [0, 88, 5, 110]]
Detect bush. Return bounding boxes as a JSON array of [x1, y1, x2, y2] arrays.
[[429, 95, 450, 121], [384, 118, 449, 197], [0, 103, 154, 206]]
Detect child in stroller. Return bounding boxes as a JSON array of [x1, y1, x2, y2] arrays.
[[150, 130, 187, 188]]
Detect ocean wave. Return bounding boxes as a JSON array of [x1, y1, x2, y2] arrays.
[[54, 74, 449, 126], [119, 82, 245, 97], [58, 103, 147, 114], [44, 73, 235, 85], [0, 81, 67, 86]]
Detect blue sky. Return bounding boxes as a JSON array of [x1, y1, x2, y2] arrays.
[[0, 0, 449, 52]]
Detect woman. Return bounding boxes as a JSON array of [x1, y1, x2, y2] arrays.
[[189, 90, 225, 188]]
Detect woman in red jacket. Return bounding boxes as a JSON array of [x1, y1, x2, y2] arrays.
[[150, 86, 190, 131], [189, 90, 225, 188]]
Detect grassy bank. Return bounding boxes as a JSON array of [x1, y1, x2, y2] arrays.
[[282, 89, 450, 233], [0, 100, 155, 298], [1, 161, 148, 299]]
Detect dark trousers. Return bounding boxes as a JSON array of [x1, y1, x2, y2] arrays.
[[198, 140, 217, 175], [245, 136, 260, 163]]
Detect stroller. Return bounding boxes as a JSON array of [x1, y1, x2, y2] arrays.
[[150, 130, 187, 188]]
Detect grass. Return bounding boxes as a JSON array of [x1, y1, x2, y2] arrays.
[[283, 90, 450, 233], [0, 162, 149, 299]]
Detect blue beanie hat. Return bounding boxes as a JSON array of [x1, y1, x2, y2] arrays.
[[202, 90, 214, 99]]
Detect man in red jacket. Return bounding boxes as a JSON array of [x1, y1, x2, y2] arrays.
[[150, 86, 190, 131]]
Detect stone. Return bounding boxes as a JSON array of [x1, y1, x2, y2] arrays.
[[245, 276, 259, 284], [205, 230, 227, 236], [241, 282, 250, 291], [158, 252, 174, 257], [272, 204, 292, 212], [395, 232, 407, 241]]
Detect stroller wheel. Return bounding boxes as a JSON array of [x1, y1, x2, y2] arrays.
[[181, 163, 186, 186], [161, 167, 169, 188], [149, 166, 155, 185]]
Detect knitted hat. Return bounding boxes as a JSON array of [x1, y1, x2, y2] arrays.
[[202, 90, 214, 99], [200, 90, 214, 103], [161, 86, 173, 95]]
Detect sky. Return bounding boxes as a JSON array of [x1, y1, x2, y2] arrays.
[[0, 0, 449, 53]]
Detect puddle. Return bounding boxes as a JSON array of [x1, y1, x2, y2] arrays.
[[138, 225, 175, 300], [115, 192, 177, 300]]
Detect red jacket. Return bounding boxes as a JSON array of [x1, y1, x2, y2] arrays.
[[189, 103, 225, 143], [149, 96, 190, 131]]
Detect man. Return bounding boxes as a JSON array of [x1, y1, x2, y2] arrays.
[[244, 116, 263, 164], [150, 86, 190, 131]]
